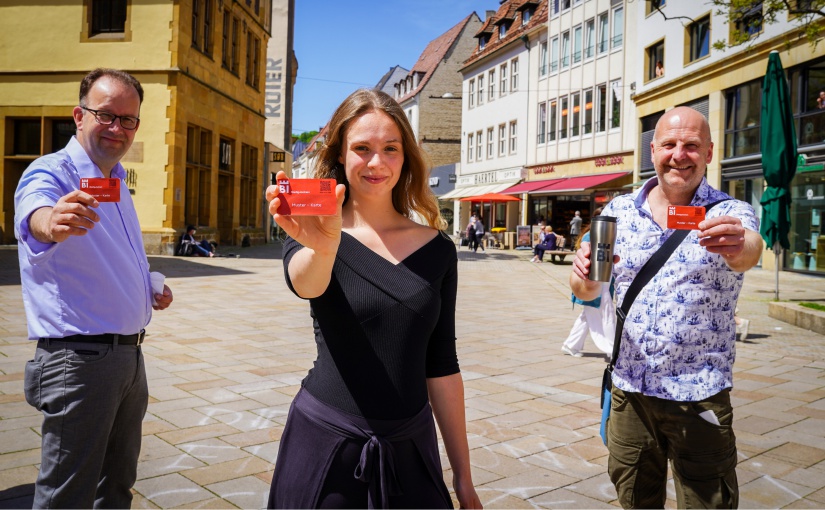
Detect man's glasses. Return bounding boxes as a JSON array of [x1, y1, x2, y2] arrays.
[[80, 106, 140, 130]]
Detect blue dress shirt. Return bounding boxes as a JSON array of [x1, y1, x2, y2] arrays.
[[14, 137, 153, 340]]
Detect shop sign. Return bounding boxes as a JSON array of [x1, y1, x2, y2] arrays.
[[448, 173, 456, 183], [429, 177, 440, 186], [534, 165, 555, 174], [595, 156, 624, 167], [516, 226, 532, 247]]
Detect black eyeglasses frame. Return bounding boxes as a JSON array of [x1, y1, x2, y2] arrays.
[[79, 106, 140, 130]]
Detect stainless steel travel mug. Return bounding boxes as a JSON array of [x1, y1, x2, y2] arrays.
[[588, 216, 617, 282]]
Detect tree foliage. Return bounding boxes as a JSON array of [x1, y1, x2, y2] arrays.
[[295, 130, 319, 144]]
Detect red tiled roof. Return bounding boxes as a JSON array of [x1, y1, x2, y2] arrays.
[[396, 13, 478, 104], [465, 0, 548, 68]]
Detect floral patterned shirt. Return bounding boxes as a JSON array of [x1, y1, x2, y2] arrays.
[[603, 177, 759, 402]]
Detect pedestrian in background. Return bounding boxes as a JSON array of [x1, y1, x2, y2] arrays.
[[570, 107, 761, 508], [265, 89, 480, 509], [473, 215, 486, 252], [568, 210, 582, 250], [14, 68, 173, 508]]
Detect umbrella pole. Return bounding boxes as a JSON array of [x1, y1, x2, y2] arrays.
[[774, 241, 780, 301]]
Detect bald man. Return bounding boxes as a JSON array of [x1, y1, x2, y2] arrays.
[[571, 107, 762, 508]]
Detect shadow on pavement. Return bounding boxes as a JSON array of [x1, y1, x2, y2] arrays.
[[0, 483, 33, 509]]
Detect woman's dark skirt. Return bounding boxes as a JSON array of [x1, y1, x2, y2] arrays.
[[267, 388, 453, 509]]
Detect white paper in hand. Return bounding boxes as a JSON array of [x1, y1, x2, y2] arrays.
[[150, 272, 165, 306]]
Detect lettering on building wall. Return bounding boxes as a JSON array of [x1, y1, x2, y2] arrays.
[[271, 151, 285, 162], [595, 156, 624, 167], [534, 165, 555, 174], [429, 177, 440, 186], [265, 58, 283, 118]]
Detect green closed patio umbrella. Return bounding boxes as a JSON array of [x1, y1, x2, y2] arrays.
[[759, 50, 798, 300]]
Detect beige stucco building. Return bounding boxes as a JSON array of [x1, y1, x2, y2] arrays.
[[0, 0, 276, 253]]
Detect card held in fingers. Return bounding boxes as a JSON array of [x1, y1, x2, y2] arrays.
[[667, 205, 705, 230], [276, 178, 337, 216], [80, 177, 121, 202]]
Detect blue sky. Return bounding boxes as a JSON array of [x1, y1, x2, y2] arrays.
[[291, 0, 488, 136]]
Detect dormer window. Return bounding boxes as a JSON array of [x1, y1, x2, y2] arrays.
[[499, 23, 507, 39], [480, 35, 488, 50], [522, 8, 533, 25]]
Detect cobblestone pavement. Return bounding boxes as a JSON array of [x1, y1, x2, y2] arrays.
[[1, 243, 824, 509]]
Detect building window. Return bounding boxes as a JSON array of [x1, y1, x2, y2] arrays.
[[480, 35, 488, 50], [509, 121, 517, 154], [549, 100, 557, 141], [688, 15, 711, 62], [538, 102, 547, 144], [231, 16, 241, 75], [549, 37, 559, 73], [646, 40, 665, 81], [584, 89, 594, 135], [597, 12, 609, 54], [499, 23, 507, 39], [476, 130, 483, 160], [192, 0, 212, 55], [221, 10, 230, 68], [551, 0, 559, 16], [540, 41, 549, 76], [500, 63, 508, 96], [489, 69, 496, 101], [561, 0, 571, 11], [487, 127, 494, 158], [573, 25, 583, 64], [571, 92, 581, 137], [467, 133, 474, 162], [469, 79, 475, 108], [724, 79, 762, 158], [789, 59, 825, 147], [561, 31, 570, 68], [511, 58, 519, 91], [499, 124, 507, 156], [522, 7, 532, 24], [478, 74, 485, 105], [13, 120, 41, 155], [597, 83, 607, 132], [560, 96, 569, 139], [91, 0, 127, 35], [240, 144, 258, 227], [185, 125, 213, 227], [647, 0, 666, 16], [610, 79, 622, 129], [246, 32, 261, 89], [612, 6, 624, 49], [584, 18, 595, 59], [731, 2, 763, 42]]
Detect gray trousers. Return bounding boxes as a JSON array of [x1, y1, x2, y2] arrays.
[[24, 340, 148, 509]]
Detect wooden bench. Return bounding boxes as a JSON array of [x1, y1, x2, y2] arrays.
[[543, 250, 572, 263]]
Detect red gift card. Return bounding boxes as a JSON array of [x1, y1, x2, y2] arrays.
[[667, 205, 705, 230], [276, 178, 337, 216], [80, 177, 121, 202]]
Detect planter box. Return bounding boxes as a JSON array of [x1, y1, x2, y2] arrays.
[[768, 301, 825, 336]]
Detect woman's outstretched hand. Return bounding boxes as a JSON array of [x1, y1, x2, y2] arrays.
[[266, 171, 347, 257]]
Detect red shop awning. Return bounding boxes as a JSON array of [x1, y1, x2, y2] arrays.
[[538, 171, 630, 193], [501, 178, 566, 194]]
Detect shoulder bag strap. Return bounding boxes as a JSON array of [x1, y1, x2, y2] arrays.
[[608, 199, 730, 367]]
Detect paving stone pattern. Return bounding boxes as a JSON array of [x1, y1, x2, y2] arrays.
[[0, 244, 823, 508]]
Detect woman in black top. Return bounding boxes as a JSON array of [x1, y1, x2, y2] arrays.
[[265, 89, 481, 509]]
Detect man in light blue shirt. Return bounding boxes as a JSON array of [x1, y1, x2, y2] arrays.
[[15, 68, 173, 508], [571, 107, 762, 508]]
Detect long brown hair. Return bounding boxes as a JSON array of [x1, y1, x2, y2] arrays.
[[314, 89, 444, 230]]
